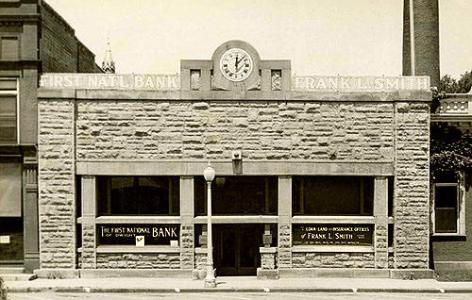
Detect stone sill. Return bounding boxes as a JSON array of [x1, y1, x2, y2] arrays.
[[96, 246, 180, 253], [194, 215, 278, 224], [292, 245, 374, 253], [260, 247, 277, 254], [91, 216, 181, 224], [291, 216, 375, 224]]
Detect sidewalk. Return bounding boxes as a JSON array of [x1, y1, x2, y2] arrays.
[[5, 277, 472, 294]]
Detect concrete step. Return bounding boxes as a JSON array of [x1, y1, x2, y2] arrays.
[[0, 267, 24, 274], [0, 273, 36, 281]]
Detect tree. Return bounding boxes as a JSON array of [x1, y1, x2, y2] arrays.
[[439, 70, 472, 93], [431, 123, 472, 180]]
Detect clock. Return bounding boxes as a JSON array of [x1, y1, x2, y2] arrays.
[[219, 48, 253, 82]]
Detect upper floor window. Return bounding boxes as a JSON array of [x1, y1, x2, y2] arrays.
[[97, 176, 180, 216], [433, 172, 466, 235], [0, 78, 18, 144], [0, 36, 19, 60]]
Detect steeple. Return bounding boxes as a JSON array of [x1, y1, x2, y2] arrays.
[[102, 38, 115, 73]]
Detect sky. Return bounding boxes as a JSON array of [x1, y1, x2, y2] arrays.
[[46, 0, 472, 79]]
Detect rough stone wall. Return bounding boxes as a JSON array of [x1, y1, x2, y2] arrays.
[[180, 225, 194, 269], [38, 100, 76, 268], [393, 102, 430, 268], [96, 253, 180, 269], [75, 101, 395, 161], [261, 252, 276, 270], [278, 223, 291, 268], [194, 251, 206, 270], [81, 224, 95, 268], [292, 253, 375, 268]]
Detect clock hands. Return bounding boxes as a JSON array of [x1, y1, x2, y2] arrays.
[[235, 54, 246, 73]]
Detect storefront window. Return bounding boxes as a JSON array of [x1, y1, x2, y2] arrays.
[[0, 78, 18, 144], [292, 176, 374, 216], [97, 176, 179, 216], [194, 176, 278, 216]]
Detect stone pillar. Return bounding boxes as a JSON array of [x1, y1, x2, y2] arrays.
[[38, 99, 76, 269], [81, 176, 96, 269], [277, 176, 292, 268], [374, 176, 388, 269], [180, 176, 194, 269], [22, 150, 39, 272], [394, 102, 430, 268]]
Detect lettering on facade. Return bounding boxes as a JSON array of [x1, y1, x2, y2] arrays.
[[40, 73, 430, 92], [292, 75, 430, 91], [40, 73, 180, 90], [292, 224, 373, 246], [97, 224, 179, 246]]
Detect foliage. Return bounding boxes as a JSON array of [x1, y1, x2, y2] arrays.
[[431, 123, 472, 179], [439, 70, 472, 93]]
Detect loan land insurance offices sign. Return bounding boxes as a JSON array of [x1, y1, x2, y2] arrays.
[[292, 224, 373, 246], [40, 73, 430, 91]]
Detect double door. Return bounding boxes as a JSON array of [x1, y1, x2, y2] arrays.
[[214, 224, 263, 276]]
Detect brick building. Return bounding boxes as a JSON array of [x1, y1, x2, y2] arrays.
[[0, 0, 101, 273]]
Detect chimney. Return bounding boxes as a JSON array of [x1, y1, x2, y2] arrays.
[[402, 0, 440, 87]]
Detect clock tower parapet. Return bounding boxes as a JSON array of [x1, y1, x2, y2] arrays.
[[180, 40, 291, 93]]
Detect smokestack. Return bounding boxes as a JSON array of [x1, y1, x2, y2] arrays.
[[402, 0, 440, 87]]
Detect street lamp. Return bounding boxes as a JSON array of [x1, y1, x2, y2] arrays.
[[203, 163, 216, 288]]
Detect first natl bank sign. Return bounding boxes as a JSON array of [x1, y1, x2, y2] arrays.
[[97, 224, 180, 246], [40, 73, 180, 90]]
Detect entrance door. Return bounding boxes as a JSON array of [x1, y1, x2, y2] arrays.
[[214, 224, 263, 276]]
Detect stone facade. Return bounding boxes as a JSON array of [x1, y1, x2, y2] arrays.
[[292, 253, 375, 268], [37, 41, 431, 276], [75, 101, 395, 161], [96, 253, 180, 269]]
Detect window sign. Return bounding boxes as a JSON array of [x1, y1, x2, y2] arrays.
[[97, 224, 179, 246], [293, 224, 373, 246]]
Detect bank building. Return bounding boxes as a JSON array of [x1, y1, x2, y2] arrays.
[[1, 0, 472, 281]]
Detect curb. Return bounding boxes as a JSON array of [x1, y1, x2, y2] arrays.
[[6, 286, 472, 294]]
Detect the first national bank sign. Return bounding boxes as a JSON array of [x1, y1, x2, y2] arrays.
[[40, 73, 430, 92]]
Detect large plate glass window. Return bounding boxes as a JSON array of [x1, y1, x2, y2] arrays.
[[97, 176, 179, 216], [292, 176, 374, 216]]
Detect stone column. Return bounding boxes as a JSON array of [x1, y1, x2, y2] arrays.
[[81, 176, 96, 269], [277, 176, 292, 268], [393, 102, 430, 268], [22, 150, 39, 272], [374, 176, 388, 268], [180, 176, 194, 269]]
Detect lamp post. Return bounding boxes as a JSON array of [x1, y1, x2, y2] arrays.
[[203, 163, 216, 288]]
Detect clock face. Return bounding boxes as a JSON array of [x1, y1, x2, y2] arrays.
[[219, 48, 253, 82]]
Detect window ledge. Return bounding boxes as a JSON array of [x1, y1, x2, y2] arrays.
[[291, 216, 375, 224], [432, 233, 466, 237], [292, 245, 374, 253], [95, 216, 181, 224], [96, 246, 180, 253], [194, 215, 278, 224]]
